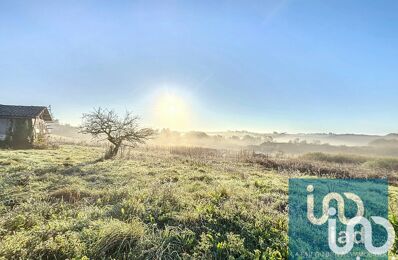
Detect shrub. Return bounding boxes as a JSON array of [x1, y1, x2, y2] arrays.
[[364, 158, 398, 171], [301, 152, 369, 164]]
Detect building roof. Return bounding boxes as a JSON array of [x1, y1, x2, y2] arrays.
[[0, 105, 53, 121]]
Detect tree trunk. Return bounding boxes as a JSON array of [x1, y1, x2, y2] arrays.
[[105, 142, 121, 159]]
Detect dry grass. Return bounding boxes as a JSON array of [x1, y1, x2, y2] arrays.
[[0, 145, 396, 259]]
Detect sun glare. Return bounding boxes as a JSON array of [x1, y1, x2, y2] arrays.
[[153, 91, 191, 130]]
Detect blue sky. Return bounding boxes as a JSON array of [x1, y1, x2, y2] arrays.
[[0, 0, 397, 134]]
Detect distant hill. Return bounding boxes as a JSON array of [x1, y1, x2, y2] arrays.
[[208, 131, 383, 147], [385, 133, 398, 139], [48, 122, 395, 150]]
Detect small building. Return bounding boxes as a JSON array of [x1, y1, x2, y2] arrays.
[[0, 105, 53, 148]]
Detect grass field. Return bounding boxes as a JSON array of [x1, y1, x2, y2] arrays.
[[0, 145, 397, 259]]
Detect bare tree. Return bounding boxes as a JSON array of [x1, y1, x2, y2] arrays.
[[80, 108, 153, 159]]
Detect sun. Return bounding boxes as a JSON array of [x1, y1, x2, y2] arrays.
[[153, 91, 191, 130]]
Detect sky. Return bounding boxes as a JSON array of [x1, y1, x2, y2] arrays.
[[0, 0, 397, 134]]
